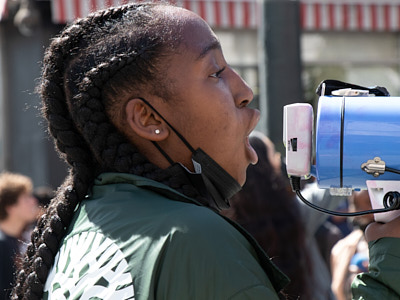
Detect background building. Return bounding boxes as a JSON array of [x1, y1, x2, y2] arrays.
[[1, 0, 400, 188]]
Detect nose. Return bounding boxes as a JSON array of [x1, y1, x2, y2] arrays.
[[230, 68, 254, 108]]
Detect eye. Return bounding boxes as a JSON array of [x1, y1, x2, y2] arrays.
[[209, 66, 225, 79]]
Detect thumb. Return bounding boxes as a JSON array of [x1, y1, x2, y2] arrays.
[[364, 215, 400, 242]]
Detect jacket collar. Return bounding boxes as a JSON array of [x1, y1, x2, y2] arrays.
[[94, 172, 201, 206]]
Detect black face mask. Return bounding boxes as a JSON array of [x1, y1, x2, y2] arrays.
[[139, 98, 241, 210]]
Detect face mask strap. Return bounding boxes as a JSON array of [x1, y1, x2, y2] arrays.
[[139, 97, 196, 154], [151, 141, 174, 165], [138, 98, 241, 210]]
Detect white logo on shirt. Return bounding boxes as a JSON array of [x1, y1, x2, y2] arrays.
[[43, 231, 135, 300]]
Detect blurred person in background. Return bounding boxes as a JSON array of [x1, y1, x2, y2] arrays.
[[298, 179, 348, 298], [0, 172, 38, 299], [314, 204, 346, 273], [331, 190, 375, 300], [326, 200, 353, 238], [222, 132, 314, 299]]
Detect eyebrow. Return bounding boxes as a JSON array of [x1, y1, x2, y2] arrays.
[[196, 39, 222, 61]]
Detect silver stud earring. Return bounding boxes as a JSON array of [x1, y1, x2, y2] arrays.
[[155, 129, 161, 135]]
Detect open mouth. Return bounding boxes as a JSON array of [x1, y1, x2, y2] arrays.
[[245, 109, 260, 165], [245, 135, 258, 165]]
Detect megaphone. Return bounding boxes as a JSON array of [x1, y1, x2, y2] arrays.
[[283, 80, 400, 222]]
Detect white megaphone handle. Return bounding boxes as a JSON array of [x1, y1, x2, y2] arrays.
[[283, 103, 313, 178]]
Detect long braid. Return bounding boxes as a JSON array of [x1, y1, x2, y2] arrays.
[[13, 3, 205, 299], [13, 8, 104, 299]]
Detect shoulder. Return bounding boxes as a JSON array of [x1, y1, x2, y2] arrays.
[[59, 183, 279, 299], [156, 207, 279, 299], [162, 204, 253, 253], [168, 204, 232, 232], [0, 230, 15, 245]]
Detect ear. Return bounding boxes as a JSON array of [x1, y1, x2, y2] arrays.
[[125, 98, 169, 141]]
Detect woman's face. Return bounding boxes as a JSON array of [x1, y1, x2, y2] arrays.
[[155, 9, 260, 185]]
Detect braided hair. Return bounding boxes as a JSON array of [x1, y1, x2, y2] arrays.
[[12, 3, 204, 299]]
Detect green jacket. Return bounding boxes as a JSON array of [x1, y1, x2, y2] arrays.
[[352, 237, 400, 300], [44, 173, 289, 299]]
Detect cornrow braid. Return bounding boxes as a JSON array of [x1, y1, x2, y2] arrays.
[[68, 34, 203, 194], [72, 51, 153, 172], [12, 3, 206, 299]]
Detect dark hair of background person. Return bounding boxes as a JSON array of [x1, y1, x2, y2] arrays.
[[33, 186, 55, 209], [12, 3, 212, 299], [222, 135, 313, 300]]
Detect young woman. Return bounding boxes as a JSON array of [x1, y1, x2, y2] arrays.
[[12, 2, 400, 300], [12, 3, 288, 299]]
